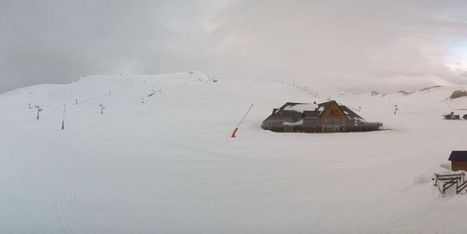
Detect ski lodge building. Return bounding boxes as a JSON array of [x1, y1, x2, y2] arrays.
[[261, 101, 382, 133]]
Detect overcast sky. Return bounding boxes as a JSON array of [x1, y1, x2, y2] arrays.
[[1, 0, 467, 93]]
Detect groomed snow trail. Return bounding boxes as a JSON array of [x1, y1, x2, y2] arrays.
[[1, 72, 467, 233]]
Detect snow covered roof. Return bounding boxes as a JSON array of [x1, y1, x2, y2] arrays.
[[282, 103, 318, 113], [261, 100, 370, 127], [340, 106, 364, 120], [278, 101, 362, 119]]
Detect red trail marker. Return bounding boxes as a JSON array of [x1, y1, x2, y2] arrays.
[[231, 104, 254, 138], [231, 128, 239, 138]]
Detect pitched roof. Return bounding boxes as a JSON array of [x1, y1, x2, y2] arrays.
[[271, 100, 362, 120], [317, 101, 333, 109], [279, 102, 312, 111], [340, 106, 364, 120], [449, 151, 467, 161]]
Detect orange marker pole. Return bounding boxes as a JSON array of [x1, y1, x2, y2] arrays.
[[231, 128, 239, 138], [231, 104, 254, 138]]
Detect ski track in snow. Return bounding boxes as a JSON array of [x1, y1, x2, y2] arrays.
[[2, 72, 467, 233]]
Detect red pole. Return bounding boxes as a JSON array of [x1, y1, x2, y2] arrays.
[[231, 104, 254, 138], [231, 127, 239, 138], [61, 120, 65, 130]]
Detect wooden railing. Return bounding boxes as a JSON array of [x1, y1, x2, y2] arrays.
[[433, 173, 467, 195]]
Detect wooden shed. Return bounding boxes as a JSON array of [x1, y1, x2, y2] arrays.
[[449, 151, 467, 171]]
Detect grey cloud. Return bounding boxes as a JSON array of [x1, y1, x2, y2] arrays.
[[1, 0, 467, 93]]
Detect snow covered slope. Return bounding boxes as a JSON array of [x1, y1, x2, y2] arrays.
[[2, 71, 467, 233]]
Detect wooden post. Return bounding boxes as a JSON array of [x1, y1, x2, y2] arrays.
[[35, 105, 43, 120], [99, 104, 105, 114], [61, 104, 66, 130]]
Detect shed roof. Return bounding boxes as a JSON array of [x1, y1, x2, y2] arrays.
[[448, 151, 467, 161]]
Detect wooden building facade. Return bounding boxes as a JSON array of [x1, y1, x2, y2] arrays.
[[261, 101, 383, 133], [449, 151, 467, 171]]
